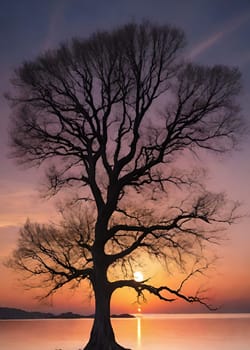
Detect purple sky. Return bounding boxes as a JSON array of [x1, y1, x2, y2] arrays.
[[0, 0, 250, 313]]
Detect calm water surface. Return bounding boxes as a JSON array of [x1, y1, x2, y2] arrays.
[[0, 314, 249, 350]]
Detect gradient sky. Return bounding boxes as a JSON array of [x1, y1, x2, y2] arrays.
[[0, 0, 250, 314]]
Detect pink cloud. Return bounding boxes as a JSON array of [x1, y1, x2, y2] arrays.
[[188, 11, 250, 60]]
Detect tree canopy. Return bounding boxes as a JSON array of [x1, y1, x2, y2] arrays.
[[7, 21, 243, 350]]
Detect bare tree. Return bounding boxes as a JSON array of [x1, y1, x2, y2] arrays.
[[7, 21, 243, 350]]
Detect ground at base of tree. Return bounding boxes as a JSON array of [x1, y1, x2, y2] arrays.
[[83, 341, 131, 350]]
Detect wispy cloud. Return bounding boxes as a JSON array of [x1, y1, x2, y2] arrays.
[[41, 0, 68, 52], [188, 11, 250, 60], [0, 181, 57, 227]]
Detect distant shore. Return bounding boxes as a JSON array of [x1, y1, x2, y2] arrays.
[[0, 307, 134, 320]]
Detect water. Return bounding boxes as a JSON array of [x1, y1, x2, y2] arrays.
[[0, 314, 249, 349]]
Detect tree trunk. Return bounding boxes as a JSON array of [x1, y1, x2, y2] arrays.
[[83, 260, 131, 350]]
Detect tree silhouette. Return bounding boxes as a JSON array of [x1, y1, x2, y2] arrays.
[[7, 21, 243, 350]]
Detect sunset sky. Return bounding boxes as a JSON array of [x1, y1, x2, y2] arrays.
[[0, 0, 250, 315]]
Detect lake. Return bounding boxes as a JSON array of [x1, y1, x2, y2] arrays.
[[0, 314, 249, 349]]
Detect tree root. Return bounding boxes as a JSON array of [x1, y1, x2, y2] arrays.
[[83, 340, 131, 350]]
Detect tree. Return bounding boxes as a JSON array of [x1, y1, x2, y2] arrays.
[[7, 21, 243, 350]]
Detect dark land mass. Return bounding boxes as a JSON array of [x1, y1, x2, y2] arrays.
[[0, 307, 134, 319]]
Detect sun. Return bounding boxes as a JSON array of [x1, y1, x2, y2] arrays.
[[134, 271, 144, 282]]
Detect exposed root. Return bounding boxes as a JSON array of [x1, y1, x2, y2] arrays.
[[83, 340, 131, 350]]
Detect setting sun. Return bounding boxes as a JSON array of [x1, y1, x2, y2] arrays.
[[134, 271, 144, 282]]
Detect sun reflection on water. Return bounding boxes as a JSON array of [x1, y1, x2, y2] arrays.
[[137, 316, 141, 348]]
